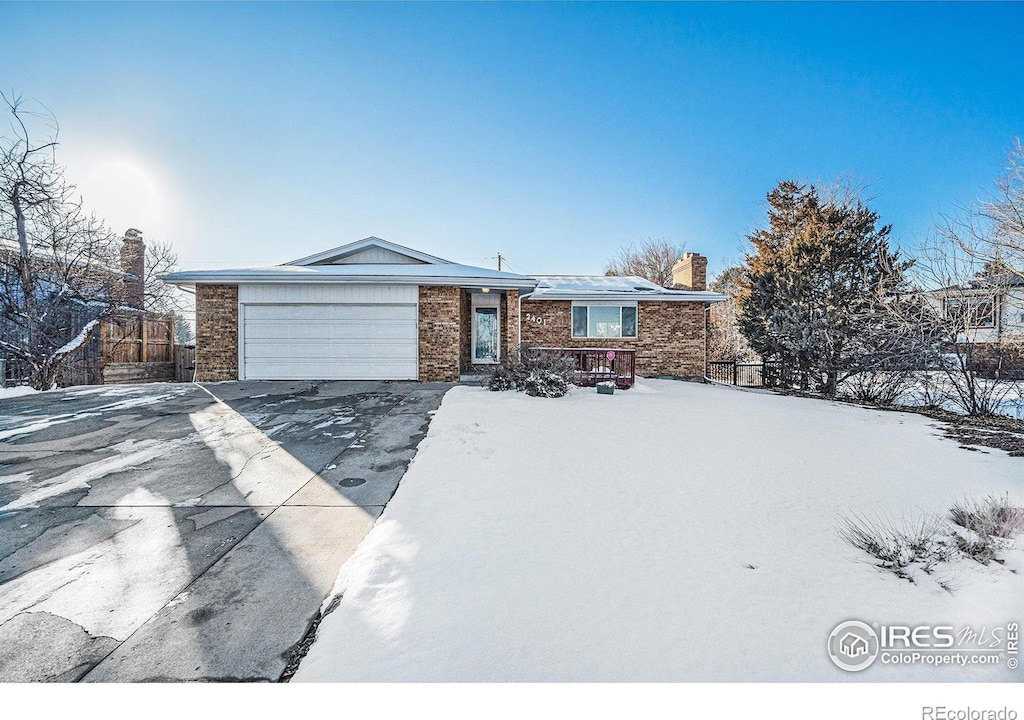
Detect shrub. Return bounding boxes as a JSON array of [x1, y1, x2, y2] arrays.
[[837, 513, 955, 582], [908, 372, 947, 411], [841, 371, 913, 405], [949, 494, 1024, 565], [949, 494, 1024, 539], [487, 357, 517, 392], [488, 346, 576, 398], [953, 533, 1000, 566], [838, 494, 1024, 582], [522, 369, 570, 398]]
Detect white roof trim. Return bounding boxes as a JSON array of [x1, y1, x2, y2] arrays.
[[161, 262, 538, 291], [285, 237, 452, 266]]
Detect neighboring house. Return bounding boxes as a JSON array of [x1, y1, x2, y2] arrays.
[[924, 271, 1024, 376], [1, 229, 180, 386], [162, 238, 726, 383]]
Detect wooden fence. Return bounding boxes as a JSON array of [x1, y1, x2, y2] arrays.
[[3, 314, 195, 387], [103, 314, 175, 363], [174, 344, 196, 383], [98, 314, 177, 383]]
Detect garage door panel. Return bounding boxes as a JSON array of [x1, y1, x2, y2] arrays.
[[243, 320, 415, 341], [244, 360, 415, 381], [242, 302, 418, 380], [245, 304, 413, 321], [244, 339, 417, 360]]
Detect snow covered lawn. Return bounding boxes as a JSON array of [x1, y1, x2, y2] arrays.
[[295, 380, 1024, 682], [0, 386, 42, 400]]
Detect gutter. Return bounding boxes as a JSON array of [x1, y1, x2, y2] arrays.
[[160, 273, 538, 293], [523, 291, 729, 303], [518, 291, 523, 349]]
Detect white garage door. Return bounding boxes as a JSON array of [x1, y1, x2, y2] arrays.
[[242, 303, 418, 380]]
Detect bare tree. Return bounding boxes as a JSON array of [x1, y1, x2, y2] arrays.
[[852, 145, 1024, 417], [978, 138, 1024, 270], [707, 266, 757, 361], [605, 237, 686, 287], [141, 240, 194, 343], [896, 235, 1022, 417], [0, 94, 126, 389], [931, 140, 1024, 278], [145, 238, 193, 313]]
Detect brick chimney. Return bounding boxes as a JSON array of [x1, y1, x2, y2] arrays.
[[671, 252, 707, 291], [121, 228, 146, 310]]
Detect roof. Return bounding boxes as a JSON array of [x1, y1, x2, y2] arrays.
[[285, 237, 452, 266], [162, 237, 536, 291], [0, 236, 130, 278], [161, 237, 726, 300], [926, 272, 1024, 294], [524, 275, 728, 303]]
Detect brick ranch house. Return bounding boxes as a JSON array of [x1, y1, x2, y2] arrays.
[[163, 237, 726, 383]]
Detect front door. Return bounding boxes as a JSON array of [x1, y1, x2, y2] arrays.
[[472, 304, 500, 364]]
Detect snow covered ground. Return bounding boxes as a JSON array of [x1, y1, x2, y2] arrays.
[[295, 379, 1023, 682], [0, 386, 42, 400], [892, 374, 1024, 420]]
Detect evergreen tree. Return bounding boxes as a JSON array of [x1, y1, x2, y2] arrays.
[[739, 181, 910, 396]]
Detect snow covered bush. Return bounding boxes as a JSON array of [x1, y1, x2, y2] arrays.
[[949, 494, 1024, 565], [840, 494, 1024, 580], [838, 513, 955, 582], [487, 358, 517, 392], [487, 346, 576, 398], [521, 370, 570, 398], [950, 494, 1024, 539]]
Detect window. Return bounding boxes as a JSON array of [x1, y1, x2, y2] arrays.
[[944, 296, 996, 329], [571, 304, 638, 338]]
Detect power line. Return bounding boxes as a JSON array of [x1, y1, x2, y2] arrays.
[[500, 257, 524, 274]]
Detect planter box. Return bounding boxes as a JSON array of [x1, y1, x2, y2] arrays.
[[596, 384, 615, 395]]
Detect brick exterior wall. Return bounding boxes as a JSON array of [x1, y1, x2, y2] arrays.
[[419, 285, 462, 381], [969, 342, 1024, 379], [520, 300, 707, 377], [195, 284, 239, 382], [503, 290, 519, 357], [198, 284, 699, 383], [459, 289, 472, 372]]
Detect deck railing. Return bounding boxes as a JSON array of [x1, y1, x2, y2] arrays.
[[535, 347, 636, 389], [708, 359, 791, 388]]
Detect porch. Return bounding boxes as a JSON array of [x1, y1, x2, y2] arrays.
[[535, 347, 636, 389], [458, 348, 637, 389]]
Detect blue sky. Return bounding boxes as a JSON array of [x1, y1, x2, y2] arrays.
[[2, 2, 1021, 277]]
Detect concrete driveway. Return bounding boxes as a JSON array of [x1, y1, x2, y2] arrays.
[[0, 379, 450, 682]]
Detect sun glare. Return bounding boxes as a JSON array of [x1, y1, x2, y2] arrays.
[[82, 156, 166, 234]]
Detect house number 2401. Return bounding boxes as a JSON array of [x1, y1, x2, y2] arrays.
[[525, 313, 547, 325]]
